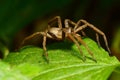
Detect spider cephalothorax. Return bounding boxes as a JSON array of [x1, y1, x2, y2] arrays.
[[20, 16, 111, 62]]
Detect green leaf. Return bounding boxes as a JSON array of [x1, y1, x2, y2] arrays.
[[0, 61, 29, 80], [4, 38, 120, 80]]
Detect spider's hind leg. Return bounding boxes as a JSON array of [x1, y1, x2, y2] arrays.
[[96, 33, 101, 48], [19, 32, 43, 49]]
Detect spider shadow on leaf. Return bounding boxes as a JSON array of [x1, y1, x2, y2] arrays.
[[46, 39, 89, 62]]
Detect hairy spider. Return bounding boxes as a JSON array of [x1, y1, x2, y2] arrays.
[[20, 16, 111, 62]]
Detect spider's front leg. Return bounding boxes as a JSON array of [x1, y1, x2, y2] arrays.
[[19, 31, 49, 62], [42, 16, 63, 62], [48, 16, 62, 29], [42, 30, 49, 62], [19, 32, 43, 48]]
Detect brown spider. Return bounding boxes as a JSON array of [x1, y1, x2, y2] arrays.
[[20, 16, 111, 62]]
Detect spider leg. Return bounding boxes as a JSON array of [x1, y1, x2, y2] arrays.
[[64, 19, 86, 37], [81, 30, 86, 37], [48, 16, 62, 28], [74, 19, 111, 54], [19, 31, 49, 62], [64, 19, 86, 61], [96, 33, 101, 47], [64, 19, 87, 36], [42, 30, 49, 63], [19, 32, 43, 48], [74, 33, 96, 62], [74, 22, 88, 37], [64, 19, 76, 28], [67, 33, 86, 61]]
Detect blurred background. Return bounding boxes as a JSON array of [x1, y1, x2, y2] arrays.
[[0, 0, 120, 79], [0, 0, 120, 60]]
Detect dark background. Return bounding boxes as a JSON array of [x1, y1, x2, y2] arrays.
[[0, 0, 120, 59]]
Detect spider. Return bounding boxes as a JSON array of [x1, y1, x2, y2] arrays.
[[20, 16, 111, 62]]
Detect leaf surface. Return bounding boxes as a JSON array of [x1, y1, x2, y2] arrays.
[[0, 61, 29, 80], [4, 38, 120, 80]]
